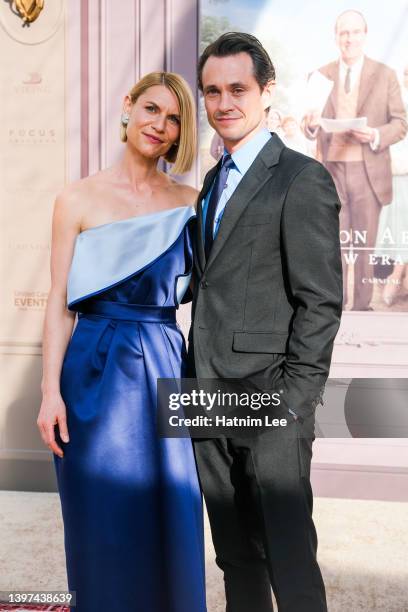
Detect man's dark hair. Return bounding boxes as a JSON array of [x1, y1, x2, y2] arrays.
[[198, 32, 276, 92]]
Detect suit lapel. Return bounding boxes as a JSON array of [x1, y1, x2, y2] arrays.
[[321, 61, 339, 118], [357, 56, 377, 114], [196, 161, 220, 273], [205, 134, 285, 273], [323, 56, 377, 116]]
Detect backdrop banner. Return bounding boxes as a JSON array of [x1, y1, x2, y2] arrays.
[[200, 0, 408, 314]]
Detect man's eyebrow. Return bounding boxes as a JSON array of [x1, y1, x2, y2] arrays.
[[228, 82, 247, 88], [204, 82, 247, 92]]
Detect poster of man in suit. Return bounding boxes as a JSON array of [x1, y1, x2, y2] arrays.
[[200, 0, 408, 312], [302, 9, 407, 311]]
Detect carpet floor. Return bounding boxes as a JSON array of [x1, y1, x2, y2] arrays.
[[0, 492, 407, 611]]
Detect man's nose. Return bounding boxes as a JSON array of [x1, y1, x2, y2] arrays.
[[218, 92, 233, 112]]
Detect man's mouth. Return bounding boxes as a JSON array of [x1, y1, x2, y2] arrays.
[[216, 116, 240, 124]]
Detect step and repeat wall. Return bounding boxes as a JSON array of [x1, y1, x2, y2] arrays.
[[0, 0, 407, 497], [0, 0, 198, 490], [0, 0, 67, 490]]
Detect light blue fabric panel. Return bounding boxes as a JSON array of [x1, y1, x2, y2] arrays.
[[67, 205, 195, 307], [175, 272, 192, 304]]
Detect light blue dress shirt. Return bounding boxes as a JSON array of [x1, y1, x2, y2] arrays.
[[202, 128, 272, 237]]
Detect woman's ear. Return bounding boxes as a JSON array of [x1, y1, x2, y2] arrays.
[[120, 95, 132, 143], [122, 94, 132, 115]]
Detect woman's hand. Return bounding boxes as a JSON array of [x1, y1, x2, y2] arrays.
[[37, 391, 69, 458]]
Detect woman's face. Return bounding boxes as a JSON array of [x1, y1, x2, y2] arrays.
[[123, 85, 181, 160]]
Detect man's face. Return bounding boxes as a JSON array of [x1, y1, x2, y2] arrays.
[[201, 52, 272, 151], [335, 11, 367, 63]]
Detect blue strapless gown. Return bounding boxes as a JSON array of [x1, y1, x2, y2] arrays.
[[54, 206, 206, 612]]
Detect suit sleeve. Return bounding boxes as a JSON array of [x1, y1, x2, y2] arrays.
[[376, 68, 407, 151], [280, 161, 343, 419]]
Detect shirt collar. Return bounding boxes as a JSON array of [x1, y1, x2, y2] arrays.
[[340, 55, 364, 76], [222, 128, 271, 176]]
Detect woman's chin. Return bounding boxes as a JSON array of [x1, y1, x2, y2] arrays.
[[128, 140, 167, 160]]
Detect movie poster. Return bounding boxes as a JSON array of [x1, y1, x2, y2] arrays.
[[200, 0, 408, 313]]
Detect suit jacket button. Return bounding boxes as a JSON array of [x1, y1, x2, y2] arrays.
[[200, 280, 209, 289]]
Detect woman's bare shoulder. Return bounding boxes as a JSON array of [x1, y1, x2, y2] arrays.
[[57, 169, 111, 200], [54, 169, 112, 225], [168, 179, 199, 209]]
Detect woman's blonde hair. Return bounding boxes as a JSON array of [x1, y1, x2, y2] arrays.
[[120, 71, 197, 175]]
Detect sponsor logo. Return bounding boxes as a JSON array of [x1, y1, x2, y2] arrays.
[[13, 0, 44, 25]]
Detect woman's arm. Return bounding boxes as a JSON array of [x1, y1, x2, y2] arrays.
[[37, 191, 81, 457]]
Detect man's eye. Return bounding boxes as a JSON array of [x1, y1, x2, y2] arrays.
[[206, 90, 218, 96], [233, 88, 244, 94]]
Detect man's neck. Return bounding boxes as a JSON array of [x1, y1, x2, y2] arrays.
[[223, 121, 266, 154], [341, 53, 364, 67]]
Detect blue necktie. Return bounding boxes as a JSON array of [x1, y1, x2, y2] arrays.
[[204, 154, 235, 258]]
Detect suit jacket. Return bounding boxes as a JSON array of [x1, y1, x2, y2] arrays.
[[304, 56, 407, 205], [187, 134, 343, 420]]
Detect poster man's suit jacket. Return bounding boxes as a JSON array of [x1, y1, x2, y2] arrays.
[[309, 56, 407, 206]]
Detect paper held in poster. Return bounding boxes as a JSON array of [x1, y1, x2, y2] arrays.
[[319, 117, 368, 133]]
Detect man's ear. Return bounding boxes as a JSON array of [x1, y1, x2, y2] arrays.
[[261, 80, 276, 111]]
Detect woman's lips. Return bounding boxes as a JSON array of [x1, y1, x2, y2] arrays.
[[143, 133, 164, 144]]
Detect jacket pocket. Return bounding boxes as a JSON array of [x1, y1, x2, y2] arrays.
[[237, 213, 273, 226], [232, 331, 288, 353]]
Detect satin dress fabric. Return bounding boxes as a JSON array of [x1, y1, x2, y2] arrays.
[[54, 206, 206, 612]]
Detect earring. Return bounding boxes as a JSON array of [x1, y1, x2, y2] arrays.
[[121, 112, 130, 126]]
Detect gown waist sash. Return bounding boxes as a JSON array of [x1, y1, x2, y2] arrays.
[[75, 300, 177, 324]]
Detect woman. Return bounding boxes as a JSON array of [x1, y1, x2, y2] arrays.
[[37, 72, 206, 612]]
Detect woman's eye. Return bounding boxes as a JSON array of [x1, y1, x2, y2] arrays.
[[169, 116, 180, 125], [146, 105, 156, 112]]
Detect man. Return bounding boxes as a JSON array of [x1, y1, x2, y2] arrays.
[[187, 32, 342, 612], [303, 10, 406, 310]]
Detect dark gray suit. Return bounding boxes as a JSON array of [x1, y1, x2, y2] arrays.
[[187, 134, 342, 611]]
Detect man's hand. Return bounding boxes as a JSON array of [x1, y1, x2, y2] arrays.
[[349, 126, 376, 143], [303, 110, 321, 130]]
